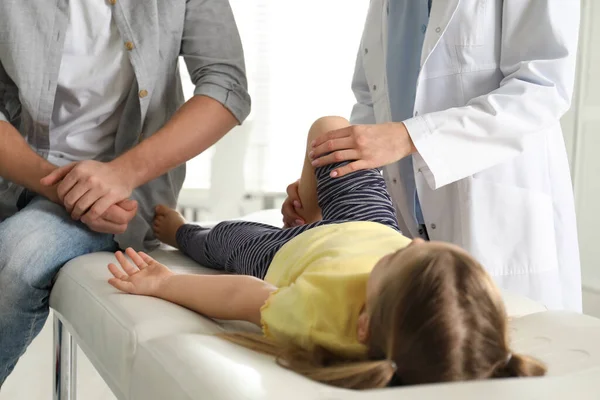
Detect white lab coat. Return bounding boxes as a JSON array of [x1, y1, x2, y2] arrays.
[[350, 0, 582, 311]]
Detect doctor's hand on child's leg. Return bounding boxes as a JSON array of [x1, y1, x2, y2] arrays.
[[108, 247, 174, 297], [152, 204, 186, 248]]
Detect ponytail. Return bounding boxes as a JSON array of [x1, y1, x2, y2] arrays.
[[492, 353, 547, 378], [218, 332, 396, 389]]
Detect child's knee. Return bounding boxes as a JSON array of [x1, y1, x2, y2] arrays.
[[307, 116, 350, 145]]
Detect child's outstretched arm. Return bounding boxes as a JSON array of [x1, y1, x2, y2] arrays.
[[107, 248, 276, 326]]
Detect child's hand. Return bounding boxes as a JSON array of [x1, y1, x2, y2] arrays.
[[107, 248, 174, 297], [281, 179, 305, 228]]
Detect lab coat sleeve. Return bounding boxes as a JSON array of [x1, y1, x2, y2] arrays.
[[349, 45, 376, 125], [181, 0, 252, 125], [403, 1, 580, 190]]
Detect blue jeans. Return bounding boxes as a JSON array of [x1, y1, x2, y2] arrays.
[[0, 196, 117, 385]]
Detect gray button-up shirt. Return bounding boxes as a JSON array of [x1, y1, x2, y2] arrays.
[[0, 0, 251, 250]]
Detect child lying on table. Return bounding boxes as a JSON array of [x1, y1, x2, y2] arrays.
[[107, 117, 546, 389]]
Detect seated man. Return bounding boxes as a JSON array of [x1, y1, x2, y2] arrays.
[[0, 0, 250, 386]]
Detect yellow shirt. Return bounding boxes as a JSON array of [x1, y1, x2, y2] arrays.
[[261, 221, 411, 359]]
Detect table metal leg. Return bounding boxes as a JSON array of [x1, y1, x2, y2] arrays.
[[53, 315, 77, 400]]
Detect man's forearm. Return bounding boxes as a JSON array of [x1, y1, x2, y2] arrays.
[[112, 95, 238, 188], [0, 121, 58, 201]]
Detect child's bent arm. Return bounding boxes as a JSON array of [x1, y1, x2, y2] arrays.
[[107, 248, 276, 326], [156, 274, 276, 326]]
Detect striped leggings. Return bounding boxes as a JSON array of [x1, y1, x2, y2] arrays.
[[175, 161, 400, 279]]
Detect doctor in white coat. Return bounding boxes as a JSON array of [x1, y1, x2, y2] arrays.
[[285, 0, 582, 311]]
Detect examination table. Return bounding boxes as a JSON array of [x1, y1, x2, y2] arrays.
[[49, 210, 600, 399]]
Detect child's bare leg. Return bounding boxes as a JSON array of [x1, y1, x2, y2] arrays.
[[153, 205, 187, 248], [296, 116, 352, 224]]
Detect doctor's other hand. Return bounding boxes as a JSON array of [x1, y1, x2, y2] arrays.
[[108, 248, 174, 297], [281, 179, 305, 228], [40, 160, 135, 222], [310, 122, 417, 178]]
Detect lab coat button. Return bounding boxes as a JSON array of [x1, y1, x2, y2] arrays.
[[414, 111, 419, 116], [373, 85, 377, 91], [392, 178, 397, 184], [364, 48, 368, 55], [125, 41, 135, 51], [431, 224, 437, 230], [435, 27, 441, 33]]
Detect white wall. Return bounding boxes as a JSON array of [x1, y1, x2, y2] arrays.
[[561, 0, 600, 316]]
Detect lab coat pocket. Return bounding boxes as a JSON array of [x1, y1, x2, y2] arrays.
[[466, 178, 558, 277], [440, 0, 500, 73], [442, 0, 489, 46]]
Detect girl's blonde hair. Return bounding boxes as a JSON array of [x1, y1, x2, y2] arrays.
[[219, 245, 546, 389]]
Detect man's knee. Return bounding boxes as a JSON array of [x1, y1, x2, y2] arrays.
[[0, 232, 51, 316], [307, 116, 350, 146], [0, 198, 114, 288], [0, 231, 60, 290], [0, 204, 72, 289]]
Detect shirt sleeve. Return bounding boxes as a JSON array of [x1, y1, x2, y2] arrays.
[[261, 269, 368, 359], [180, 0, 252, 124], [261, 280, 316, 352], [403, 0, 579, 190], [262, 269, 342, 353]]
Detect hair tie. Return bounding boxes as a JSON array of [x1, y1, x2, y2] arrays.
[[505, 353, 513, 366]]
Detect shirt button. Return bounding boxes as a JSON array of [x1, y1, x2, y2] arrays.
[[139, 89, 148, 98], [421, 24, 427, 34], [418, 228, 425, 235], [125, 41, 135, 51]]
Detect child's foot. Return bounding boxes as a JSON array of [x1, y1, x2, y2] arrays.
[[153, 205, 186, 248]]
